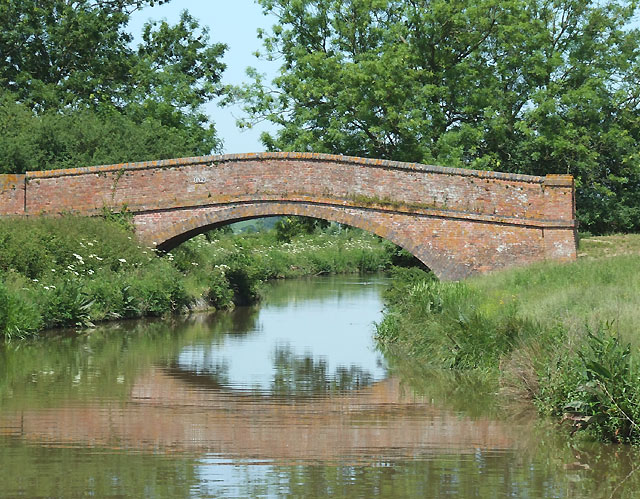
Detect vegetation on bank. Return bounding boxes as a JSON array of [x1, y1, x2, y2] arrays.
[[376, 235, 640, 445], [0, 215, 394, 340]]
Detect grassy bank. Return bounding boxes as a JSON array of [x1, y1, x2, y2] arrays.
[[376, 235, 640, 445], [0, 216, 393, 340]]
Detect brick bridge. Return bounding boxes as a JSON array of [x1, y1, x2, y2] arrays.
[[0, 152, 577, 280]]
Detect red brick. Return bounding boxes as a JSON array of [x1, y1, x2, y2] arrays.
[[0, 153, 577, 280]]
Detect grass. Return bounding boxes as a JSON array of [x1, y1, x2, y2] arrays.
[[0, 216, 394, 339], [376, 233, 640, 445], [471, 234, 640, 346]]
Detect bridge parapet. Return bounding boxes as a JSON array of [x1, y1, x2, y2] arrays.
[[3, 152, 574, 223]]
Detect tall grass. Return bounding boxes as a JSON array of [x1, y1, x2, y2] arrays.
[[473, 253, 640, 347], [0, 217, 393, 339], [376, 235, 640, 444]]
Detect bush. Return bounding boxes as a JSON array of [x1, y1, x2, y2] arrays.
[[82, 272, 128, 321], [0, 278, 43, 339], [537, 324, 640, 444], [224, 251, 262, 306], [38, 279, 93, 329], [125, 263, 189, 317], [205, 268, 234, 309]]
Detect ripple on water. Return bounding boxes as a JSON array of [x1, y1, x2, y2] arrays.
[[1, 276, 640, 498]]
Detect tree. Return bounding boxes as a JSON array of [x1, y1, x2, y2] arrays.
[[238, 0, 640, 234], [0, 1, 227, 167], [0, 91, 220, 173], [275, 216, 330, 242]]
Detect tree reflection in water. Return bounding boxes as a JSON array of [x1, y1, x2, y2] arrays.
[[271, 345, 374, 395]]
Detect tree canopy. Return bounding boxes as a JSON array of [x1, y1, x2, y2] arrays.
[[239, 0, 640, 234], [0, 0, 227, 172]]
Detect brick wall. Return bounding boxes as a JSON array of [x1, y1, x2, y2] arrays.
[[0, 152, 577, 280], [0, 174, 25, 215]]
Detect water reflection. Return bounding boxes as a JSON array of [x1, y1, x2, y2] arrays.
[[176, 276, 387, 393], [271, 346, 374, 395], [1, 276, 640, 498]]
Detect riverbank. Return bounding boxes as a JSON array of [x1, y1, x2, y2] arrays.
[[376, 234, 640, 445], [0, 216, 393, 340]]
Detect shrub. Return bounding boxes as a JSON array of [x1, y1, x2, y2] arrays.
[[126, 263, 189, 317], [224, 251, 262, 306], [537, 324, 640, 444], [206, 268, 234, 309], [38, 279, 93, 329], [0, 279, 43, 339]]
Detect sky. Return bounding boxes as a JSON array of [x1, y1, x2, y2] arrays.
[[128, 0, 279, 154]]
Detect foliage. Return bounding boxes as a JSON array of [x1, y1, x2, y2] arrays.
[[0, 216, 148, 279], [376, 234, 640, 444], [0, 2, 226, 172], [376, 268, 535, 369], [101, 205, 135, 232], [240, 0, 640, 234], [175, 224, 393, 283], [0, 279, 43, 340], [205, 268, 235, 310], [275, 216, 330, 242], [0, 216, 397, 339], [0, 94, 222, 173], [537, 324, 640, 444]]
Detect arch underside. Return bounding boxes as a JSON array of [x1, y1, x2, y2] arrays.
[[133, 201, 549, 281], [137, 201, 428, 263]]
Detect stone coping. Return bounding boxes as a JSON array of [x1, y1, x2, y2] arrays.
[[21, 152, 572, 185]]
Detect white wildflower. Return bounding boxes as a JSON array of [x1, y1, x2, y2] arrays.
[[118, 258, 126, 263]]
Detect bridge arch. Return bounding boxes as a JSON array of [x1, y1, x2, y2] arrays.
[[140, 202, 441, 274], [0, 152, 578, 280]]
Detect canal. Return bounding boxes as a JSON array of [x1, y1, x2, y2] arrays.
[[0, 275, 638, 497]]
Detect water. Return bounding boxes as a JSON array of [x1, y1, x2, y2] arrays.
[[1, 275, 639, 498]]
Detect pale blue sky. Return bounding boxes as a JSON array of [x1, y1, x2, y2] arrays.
[[128, 0, 279, 154]]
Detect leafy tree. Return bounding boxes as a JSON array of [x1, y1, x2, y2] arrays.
[[0, 91, 221, 173], [275, 216, 330, 242], [239, 0, 640, 234], [0, 1, 227, 168]]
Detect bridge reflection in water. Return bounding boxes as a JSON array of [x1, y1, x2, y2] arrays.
[[1, 367, 514, 463]]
